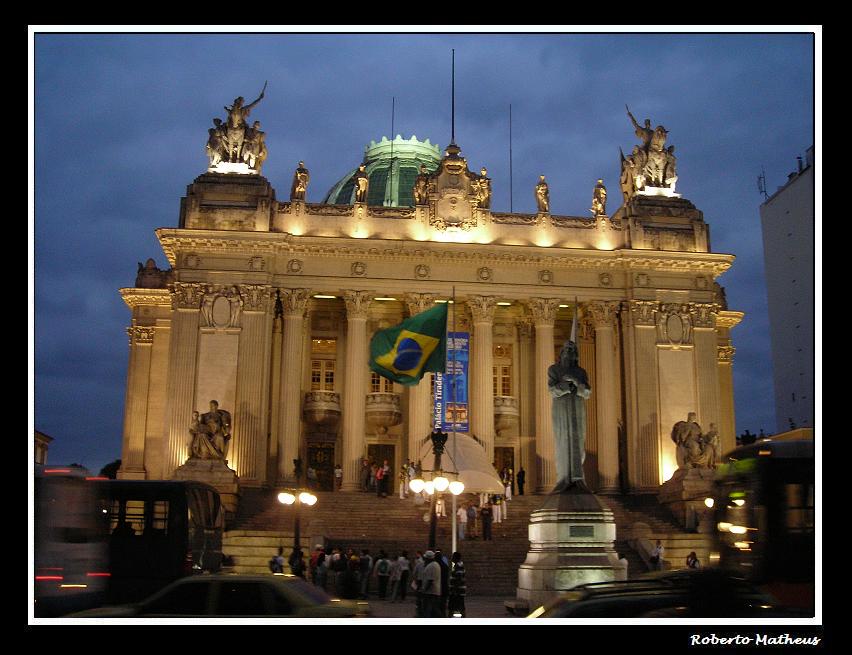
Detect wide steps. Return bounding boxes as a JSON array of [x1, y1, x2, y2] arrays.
[[228, 490, 705, 592]]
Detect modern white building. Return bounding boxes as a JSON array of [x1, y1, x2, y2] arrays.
[[759, 147, 815, 433]]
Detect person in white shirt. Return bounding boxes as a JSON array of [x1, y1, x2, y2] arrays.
[[421, 551, 442, 617], [456, 503, 468, 540]]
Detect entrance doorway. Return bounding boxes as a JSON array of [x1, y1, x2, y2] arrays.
[[367, 444, 395, 471], [494, 446, 515, 478], [307, 443, 335, 491]]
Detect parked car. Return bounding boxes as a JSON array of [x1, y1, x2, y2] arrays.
[[528, 569, 793, 618], [70, 574, 371, 618]]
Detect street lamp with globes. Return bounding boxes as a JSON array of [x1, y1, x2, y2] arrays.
[[408, 429, 465, 550], [277, 459, 318, 561]]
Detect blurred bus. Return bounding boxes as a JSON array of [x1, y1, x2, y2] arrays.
[[34, 465, 110, 617], [34, 472, 225, 614], [99, 480, 225, 603], [712, 430, 815, 614]]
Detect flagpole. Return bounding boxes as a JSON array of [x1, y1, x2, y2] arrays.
[[451, 285, 457, 555]]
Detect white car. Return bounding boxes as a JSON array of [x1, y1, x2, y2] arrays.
[[70, 574, 371, 618]]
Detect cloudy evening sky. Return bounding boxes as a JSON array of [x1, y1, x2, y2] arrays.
[[31, 30, 817, 473]]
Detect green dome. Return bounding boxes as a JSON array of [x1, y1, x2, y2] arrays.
[[323, 135, 442, 207]]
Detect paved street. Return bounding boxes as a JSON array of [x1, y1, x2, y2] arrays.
[[366, 596, 518, 619]]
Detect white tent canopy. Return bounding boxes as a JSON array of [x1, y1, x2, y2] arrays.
[[416, 433, 504, 493]]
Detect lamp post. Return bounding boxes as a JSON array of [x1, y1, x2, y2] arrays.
[[277, 459, 318, 563], [409, 430, 465, 550]]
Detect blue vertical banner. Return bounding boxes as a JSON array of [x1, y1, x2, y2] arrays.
[[433, 331, 469, 433]]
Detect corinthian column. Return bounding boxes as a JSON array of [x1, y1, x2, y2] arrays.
[[626, 300, 660, 491], [590, 301, 620, 493], [277, 288, 312, 483], [342, 291, 372, 491], [405, 293, 436, 461], [165, 283, 204, 474], [233, 285, 272, 484], [468, 295, 497, 464], [529, 298, 560, 493], [516, 317, 535, 477], [119, 325, 156, 479]]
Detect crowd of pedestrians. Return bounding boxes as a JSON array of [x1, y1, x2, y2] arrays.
[[276, 543, 467, 617]]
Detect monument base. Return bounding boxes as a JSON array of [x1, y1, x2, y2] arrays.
[[514, 486, 623, 613], [173, 458, 241, 519], [658, 467, 716, 532]]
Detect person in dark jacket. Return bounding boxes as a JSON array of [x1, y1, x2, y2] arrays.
[[517, 467, 526, 495], [288, 548, 306, 578], [480, 503, 494, 540], [434, 548, 450, 618], [448, 551, 467, 617]]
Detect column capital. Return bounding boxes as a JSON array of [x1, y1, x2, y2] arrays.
[[279, 288, 312, 317], [718, 345, 736, 363], [516, 316, 534, 339], [129, 325, 156, 345], [404, 292, 437, 316], [238, 284, 273, 313], [627, 299, 659, 326], [690, 302, 719, 329], [528, 298, 560, 327], [170, 282, 205, 310], [588, 300, 619, 328], [467, 295, 497, 323], [343, 290, 373, 319]]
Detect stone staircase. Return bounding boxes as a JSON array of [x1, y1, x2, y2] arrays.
[[224, 489, 711, 594], [601, 495, 714, 569]]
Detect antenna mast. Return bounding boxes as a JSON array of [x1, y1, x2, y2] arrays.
[[388, 97, 395, 207], [451, 49, 455, 143], [509, 103, 514, 213], [757, 168, 768, 201]]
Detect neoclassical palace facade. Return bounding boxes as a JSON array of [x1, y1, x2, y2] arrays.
[[118, 131, 742, 495]]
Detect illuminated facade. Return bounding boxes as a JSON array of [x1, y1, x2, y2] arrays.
[[118, 133, 742, 495]]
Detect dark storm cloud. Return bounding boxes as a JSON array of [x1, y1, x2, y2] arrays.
[[32, 31, 815, 472]]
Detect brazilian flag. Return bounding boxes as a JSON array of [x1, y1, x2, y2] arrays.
[[369, 302, 448, 386]]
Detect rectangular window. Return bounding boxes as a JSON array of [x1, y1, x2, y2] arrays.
[[784, 483, 815, 534], [110, 499, 145, 535], [492, 365, 512, 396], [371, 372, 393, 393], [152, 500, 169, 533], [311, 360, 335, 391]]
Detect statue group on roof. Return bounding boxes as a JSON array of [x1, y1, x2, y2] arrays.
[[620, 105, 678, 202], [206, 82, 268, 174]]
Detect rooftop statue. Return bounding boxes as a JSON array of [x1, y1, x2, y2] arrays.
[[591, 179, 607, 216], [242, 121, 268, 173], [476, 167, 492, 209], [621, 104, 678, 200], [206, 82, 268, 174], [548, 340, 592, 492], [413, 164, 430, 205], [535, 175, 550, 213], [291, 161, 310, 201], [354, 164, 369, 203]]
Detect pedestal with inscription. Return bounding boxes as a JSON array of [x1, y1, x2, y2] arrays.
[[511, 488, 622, 613]]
